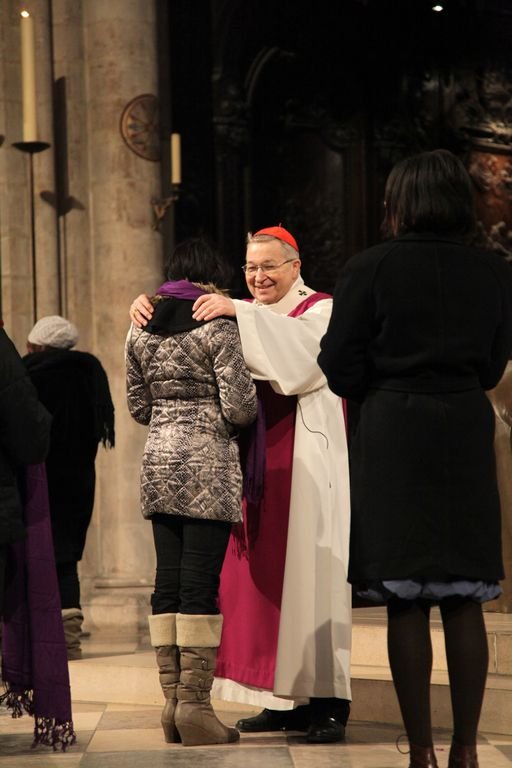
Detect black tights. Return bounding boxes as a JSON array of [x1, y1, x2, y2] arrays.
[[56, 561, 81, 609], [151, 514, 232, 615], [387, 596, 488, 747]]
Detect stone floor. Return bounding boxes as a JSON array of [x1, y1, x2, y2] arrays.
[[1, 703, 512, 768], [0, 618, 511, 767]]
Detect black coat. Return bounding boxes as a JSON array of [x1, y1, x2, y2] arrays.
[[24, 349, 114, 563], [0, 329, 51, 546], [318, 233, 512, 583]]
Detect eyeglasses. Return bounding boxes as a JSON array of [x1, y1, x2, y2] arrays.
[[242, 259, 295, 276]]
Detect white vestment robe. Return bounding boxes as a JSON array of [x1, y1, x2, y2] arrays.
[[212, 277, 352, 708]]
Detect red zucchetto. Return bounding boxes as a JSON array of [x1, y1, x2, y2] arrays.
[[253, 225, 299, 253]]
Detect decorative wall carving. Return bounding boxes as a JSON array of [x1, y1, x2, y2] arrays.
[[450, 69, 512, 151], [469, 152, 512, 260], [119, 94, 160, 161], [193, 0, 512, 269], [448, 68, 512, 259]]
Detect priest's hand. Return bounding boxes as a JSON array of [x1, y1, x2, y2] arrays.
[[130, 294, 154, 328], [192, 294, 236, 321]]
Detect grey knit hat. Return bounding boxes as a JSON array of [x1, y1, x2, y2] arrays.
[[28, 315, 79, 350]]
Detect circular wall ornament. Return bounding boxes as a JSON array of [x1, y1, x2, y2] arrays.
[[120, 94, 160, 161]]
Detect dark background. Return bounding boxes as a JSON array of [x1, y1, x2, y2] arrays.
[[157, 0, 512, 295]]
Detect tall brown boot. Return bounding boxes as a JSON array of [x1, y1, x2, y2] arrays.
[[175, 613, 239, 746], [409, 744, 439, 768], [448, 742, 478, 768], [61, 608, 84, 660], [148, 613, 181, 743]]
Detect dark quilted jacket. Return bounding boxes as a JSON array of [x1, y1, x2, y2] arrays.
[[126, 312, 257, 522]]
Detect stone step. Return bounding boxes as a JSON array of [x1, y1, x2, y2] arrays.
[[68, 607, 512, 735], [350, 607, 512, 735], [68, 648, 257, 714], [352, 606, 512, 675]]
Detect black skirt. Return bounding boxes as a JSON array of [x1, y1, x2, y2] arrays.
[[348, 388, 503, 584]]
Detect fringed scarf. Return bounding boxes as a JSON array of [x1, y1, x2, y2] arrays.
[[0, 463, 76, 750]]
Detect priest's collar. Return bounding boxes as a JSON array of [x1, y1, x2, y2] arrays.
[[253, 276, 316, 314]]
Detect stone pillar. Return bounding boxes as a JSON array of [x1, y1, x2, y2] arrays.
[[51, 0, 164, 626], [82, 0, 162, 592]]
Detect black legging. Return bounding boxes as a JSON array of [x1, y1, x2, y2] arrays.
[[387, 596, 488, 747], [151, 513, 232, 615], [56, 561, 81, 609]]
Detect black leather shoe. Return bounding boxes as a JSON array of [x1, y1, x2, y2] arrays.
[[236, 706, 311, 732], [310, 696, 350, 727], [306, 715, 345, 743]]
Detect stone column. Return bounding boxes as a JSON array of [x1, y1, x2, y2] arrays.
[[51, 0, 164, 626], [83, 0, 162, 589]]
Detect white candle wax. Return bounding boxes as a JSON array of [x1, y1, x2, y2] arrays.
[[20, 11, 37, 142], [171, 133, 181, 185]]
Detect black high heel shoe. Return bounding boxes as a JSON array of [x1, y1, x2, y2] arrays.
[[448, 742, 478, 768], [409, 744, 439, 768]]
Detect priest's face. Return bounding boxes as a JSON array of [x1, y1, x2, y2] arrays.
[[244, 240, 301, 304]]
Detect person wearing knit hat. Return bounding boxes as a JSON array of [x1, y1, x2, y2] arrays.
[[27, 316, 79, 351], [129, 225, 352, 743], [24, 318, 115, 660]]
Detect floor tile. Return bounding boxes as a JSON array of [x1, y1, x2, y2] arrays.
[[0, 756, 83, 768], [81, 747, 294, 768], [104, 703, 159, 712], [72, 712, 104, 731], [80, 753, 175, 768], [95, 709, 161, 730], [86, 728, 169, 752], [475, 745, 512, 767], [2, 617, 512, 767], [70, 703, 106, 713]]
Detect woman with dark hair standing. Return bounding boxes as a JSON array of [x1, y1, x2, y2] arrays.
[[318, 149, 512, 768], [126, 238, 257, 747]]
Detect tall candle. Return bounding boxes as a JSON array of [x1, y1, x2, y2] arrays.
[[20, 10, 37, 142], [171, 133, 181, 185]]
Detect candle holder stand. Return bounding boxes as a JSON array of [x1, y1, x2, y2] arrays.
[[151, 183, 181, 231], [12, 140, 51, 322]]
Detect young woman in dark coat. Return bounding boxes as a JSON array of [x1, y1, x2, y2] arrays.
[[318, 149, 512, 768]]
